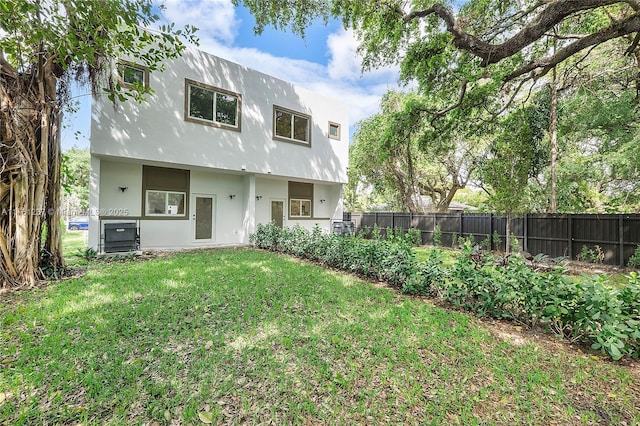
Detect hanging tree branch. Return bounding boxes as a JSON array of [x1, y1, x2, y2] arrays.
[[506, 14, 640, 80], [399, 0, 640, 80]]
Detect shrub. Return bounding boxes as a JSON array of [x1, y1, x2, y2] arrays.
[[405, 228, 422, 246], [492, 230, 502, 251], [568, 274, 640, 360], [403, 248, 445, 296], [627, 245, 640, 269], [481, 235, 492, 251], [579, 245, 605, 264], [250, 222, 281, 251], [77, 247, 97, 261], [372, 224, 382, 240], [509, 233, 520, 252], [249, 223, 640, 360], [433, 225, 442, 247]]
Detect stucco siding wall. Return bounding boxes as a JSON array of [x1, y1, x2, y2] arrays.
[[98, 160, 143, 216], [190, 170, 245, 245], [91, 47, 348, 184], [255, 178, 288, 227]]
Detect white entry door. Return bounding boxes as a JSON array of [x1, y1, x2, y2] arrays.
[[192, 193, 215, 242]]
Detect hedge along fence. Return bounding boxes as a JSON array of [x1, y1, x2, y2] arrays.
[[346, 212, 640, 267], [250, 223, 640, 361]]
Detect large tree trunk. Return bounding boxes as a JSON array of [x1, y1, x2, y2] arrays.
[[43, 112, 64, 272], [0, 54, 64, 288]]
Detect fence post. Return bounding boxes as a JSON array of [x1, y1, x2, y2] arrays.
[[489, 213, 493, 250], [409, 212, 412, 234], [433, 212, 436, 242], [567, 215, 573, 260], [459, 211, 463, 239], [619, 214, 625, 267], [523, 213, 528, 253]]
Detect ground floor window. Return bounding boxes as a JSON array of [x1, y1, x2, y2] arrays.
[[288, 181, 314, 218], [142, 165, 190, 219], [145, 191, 186, 216], [289, 198, 311, 217]]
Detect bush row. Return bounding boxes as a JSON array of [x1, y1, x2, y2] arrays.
[[250, 223, 418, 287], [250, 223, 640, 360]]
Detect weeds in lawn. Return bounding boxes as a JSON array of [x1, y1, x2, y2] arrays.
[[76, 247, 97, 261]]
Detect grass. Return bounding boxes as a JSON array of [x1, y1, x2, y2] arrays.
[[61, 230, 90, 265], [1, 247, 639, 424], [414, 245, 457, 266]]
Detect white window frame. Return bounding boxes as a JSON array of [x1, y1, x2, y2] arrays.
[[273, 105, 311, 146], [185, 79, 241, 131], [289, 198, 312, 218], [145, 190, 187, 217]]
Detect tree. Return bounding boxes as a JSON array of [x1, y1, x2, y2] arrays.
[[0, 1, 196, 288], [348, 91, 425, 212], [238, 0, 640, 109], [552, 80, 640, 212], [347, 90, 486, 213], [61, 146, 90, 214], [513, 37, 640, 213], [239, 0, 640, 215], [481, 99, 549, 253]]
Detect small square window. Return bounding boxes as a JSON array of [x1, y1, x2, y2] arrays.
[[118, 61, 149, 89], [328, 122, 341, 140]]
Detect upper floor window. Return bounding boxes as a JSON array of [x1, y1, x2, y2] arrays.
[[118, 61, 149, 89], [328, 122, 341, 140], [273, 106, 311, 146], [185, 79, 241, 131]]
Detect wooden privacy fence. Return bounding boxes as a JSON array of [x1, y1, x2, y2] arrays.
[[343, 212, 640, 267]]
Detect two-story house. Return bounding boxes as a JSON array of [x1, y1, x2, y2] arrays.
[[88, 47, 348, 252]]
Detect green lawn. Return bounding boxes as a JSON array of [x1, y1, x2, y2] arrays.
[[61, 230, 89, 265], [1, 247, 639, 424]]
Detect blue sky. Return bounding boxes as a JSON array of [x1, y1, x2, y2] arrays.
[[61, 0, 403, 151]]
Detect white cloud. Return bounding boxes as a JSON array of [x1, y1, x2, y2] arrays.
[[161, 0, 238, 44], [158, 3, 402, 129], [327, 28, 362, 81], [64, 1, 401, 150]]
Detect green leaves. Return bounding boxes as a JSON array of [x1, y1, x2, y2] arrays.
[[251, 223, 640, 360], [347, 89, 488, 213], [198, 411, 214, 424], [0, 0, 198, 104]]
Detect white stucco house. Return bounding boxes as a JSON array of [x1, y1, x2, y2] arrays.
[[88, 47, 348, 252]]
